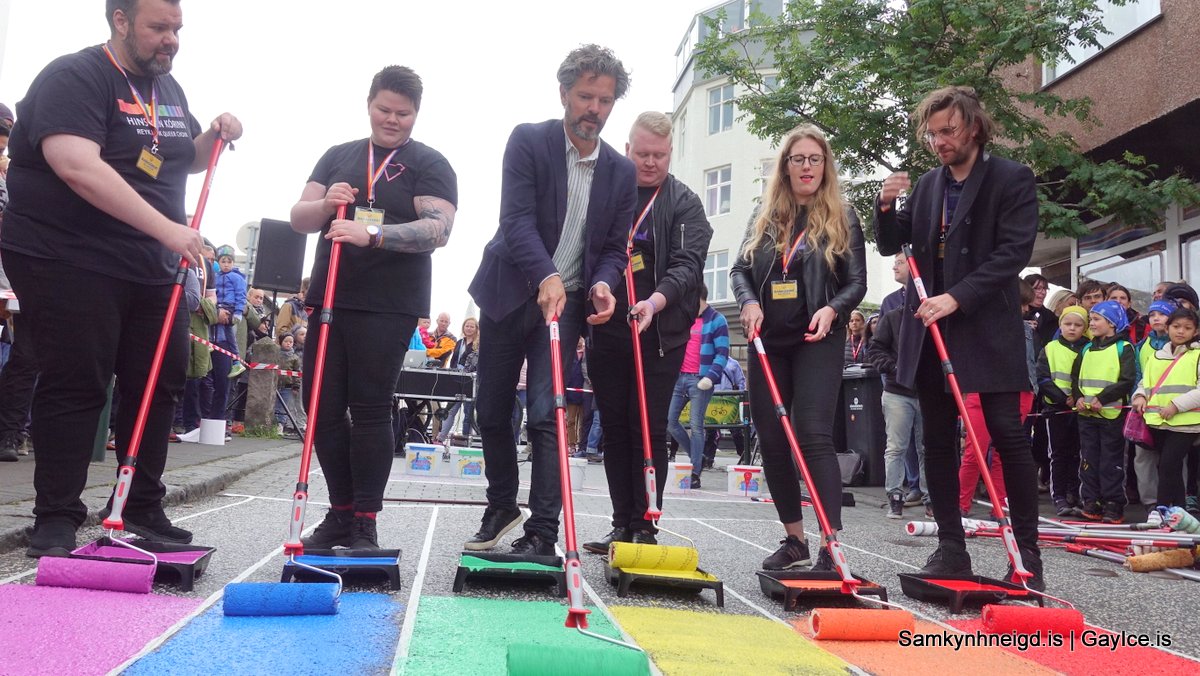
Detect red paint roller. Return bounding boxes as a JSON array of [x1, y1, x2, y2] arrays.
[[902, 244, 1085, 627], [811, 608, 916, 641], [981, 605, 1085, 636]]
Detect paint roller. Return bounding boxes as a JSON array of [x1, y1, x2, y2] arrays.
[[222, 205, 353, 617], [1164, 506, 1200, 534], [36, 140, 227, 595], [1124, 548, 1195, 572], [505, 317, 651, 675], [810, 608, 915, 641], [981, 605, 1085, 636], [905, 517, 998, 536], [609, 542, 699, 573]]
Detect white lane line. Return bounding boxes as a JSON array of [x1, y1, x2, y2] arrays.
[[386, 476, 771, 505], [393, 506, 439, 674], [692, 520, 774, 552], [221, 492, 331, 507], [111, 510, 319, 674], [1, 495, 261, 586], [722, 584, 791, 627]]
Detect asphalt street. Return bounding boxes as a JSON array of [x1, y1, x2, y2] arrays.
[[1, 447, 1197, 673]]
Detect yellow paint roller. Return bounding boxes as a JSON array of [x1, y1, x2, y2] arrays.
[[609, 542, 699, 571], [1124, 548, 1195, 572]]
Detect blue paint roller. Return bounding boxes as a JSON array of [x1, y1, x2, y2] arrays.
[[223, 206, 353, 617]]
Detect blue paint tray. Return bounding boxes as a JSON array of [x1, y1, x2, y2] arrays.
[[282, 548, 403, 590]]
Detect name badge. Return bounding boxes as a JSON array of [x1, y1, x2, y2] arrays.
[[771, 280, 798, 300], [630, 251, 646, 272], [355, 207, 385, 227], [137, 146, 163, 179]]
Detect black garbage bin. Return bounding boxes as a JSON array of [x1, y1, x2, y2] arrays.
[[841, 365, 886, 486]]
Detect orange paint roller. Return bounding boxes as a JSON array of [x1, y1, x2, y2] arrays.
[[810, 608, 915, 641]]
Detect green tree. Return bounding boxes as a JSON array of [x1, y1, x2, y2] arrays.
[[695, 0, 1200, 238]]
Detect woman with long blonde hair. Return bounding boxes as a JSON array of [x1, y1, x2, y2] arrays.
[[731, 124, 867, 571]]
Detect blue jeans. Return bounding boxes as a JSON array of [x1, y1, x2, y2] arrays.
[[587, 409, 602, 452], [882, 390, 927, 497], [438, 400, 475, 442], [667, 373, 714, 472]]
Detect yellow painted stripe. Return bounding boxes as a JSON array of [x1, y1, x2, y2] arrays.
[[610, 606, 849, 675]]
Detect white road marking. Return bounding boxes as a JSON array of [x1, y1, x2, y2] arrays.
[[392, 506, 439, 674]]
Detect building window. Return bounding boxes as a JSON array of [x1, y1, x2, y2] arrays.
[[708, 84, 735, 135], [705, 165, 732, 216], [677, 111, 687, 159], [1043, 0, 1161, 83], [758, 159, 775, 198], [1078, 242, 1164, 310], [704, 250, 731, 302]]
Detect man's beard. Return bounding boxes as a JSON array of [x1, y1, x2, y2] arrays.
[[569, 115, 603, 142], [126, 32, 173, 76]]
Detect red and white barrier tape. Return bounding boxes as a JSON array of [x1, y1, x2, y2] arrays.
[[188, 333, 303, 377]]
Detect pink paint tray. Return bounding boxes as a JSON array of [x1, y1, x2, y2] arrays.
[[70, 537, 216, 591]]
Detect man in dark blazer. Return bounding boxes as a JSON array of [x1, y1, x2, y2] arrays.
[[466, 45, 637, 556], [874, 86, 1043, 589]]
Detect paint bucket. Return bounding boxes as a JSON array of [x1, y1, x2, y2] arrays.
[[568, 457, 586, 489], [454, 448, 486, 479], [665, 462, 693, 493], [198, 419, 226, 446], [403, 443, 441, 476], [727, 465, 765, 497]]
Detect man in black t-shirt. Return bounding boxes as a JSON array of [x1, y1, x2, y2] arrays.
[[1, 0, 242, 557]]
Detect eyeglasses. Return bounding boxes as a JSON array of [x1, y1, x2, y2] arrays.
[[923, 125, 962, 145], [786, 154, 825, 167]]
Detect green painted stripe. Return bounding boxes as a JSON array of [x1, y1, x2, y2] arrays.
[[459, 555, 562, 573]]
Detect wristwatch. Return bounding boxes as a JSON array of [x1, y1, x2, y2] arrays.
[[366, 224, 381, 249]]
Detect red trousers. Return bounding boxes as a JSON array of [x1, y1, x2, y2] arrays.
[[958, 391, 1034, 512]]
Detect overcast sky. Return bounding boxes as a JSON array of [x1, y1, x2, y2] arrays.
[[0, 0, 706, 319]]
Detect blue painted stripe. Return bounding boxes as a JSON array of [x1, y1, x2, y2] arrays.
[[294, 555, 399, 566], [125, 593, 403, 674]]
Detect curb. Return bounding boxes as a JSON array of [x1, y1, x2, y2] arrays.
[[0, 443, 300, 554]]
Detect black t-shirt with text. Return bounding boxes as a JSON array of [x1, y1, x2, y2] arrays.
[[2, 45, 201, 284], [304, 138, 457, 317]]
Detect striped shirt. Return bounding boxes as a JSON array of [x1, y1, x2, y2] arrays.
[[552, 128, 599, 291]]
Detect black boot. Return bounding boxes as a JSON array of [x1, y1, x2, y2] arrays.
[[302, 509, 354, 548], [350, 515, 379, 549], [919, 541, 972, 576], [582, 527, 630, 555]]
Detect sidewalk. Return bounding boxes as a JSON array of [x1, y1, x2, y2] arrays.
[[0, 436, 300, 553]]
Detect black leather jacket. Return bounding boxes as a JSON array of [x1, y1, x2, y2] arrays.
[[730, 208, 868, 332]]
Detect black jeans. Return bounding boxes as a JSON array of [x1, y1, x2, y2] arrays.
[[589, 334, 684, 533], [0, 314, 37, 438], [1152, 428, 1195, 508], [476, 293, 584, 541], [1045, 411, 1080, 503], [302, 307, 415, 513], [3, 251, 187, 527], [913, 338, 1039, 553], [1078, 415, 1127, 506], [748, 334, 845, 529]]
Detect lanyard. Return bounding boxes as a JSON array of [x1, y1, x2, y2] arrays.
[[850, 335, 864, 361], [102, 43, 159, 150], [781, 228, 807, 277], [627, 186, 661, 252], [366, 141, 403, 206], [940, 188, 950, 243]]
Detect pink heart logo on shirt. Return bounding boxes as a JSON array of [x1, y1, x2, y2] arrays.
[[384, 163, 407, 182]]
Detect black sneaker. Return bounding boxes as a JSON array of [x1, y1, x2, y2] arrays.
[[810, 546, 834, 572], [1055, 501, 1074, 518], [582, 527, 630, 555], [464, 506, 523, 551], [510, 532, 555, 557], [904, 490, 924, 507], [25, 520, 77, 558], [762, 535, 811, 570], [1102, 501, 1124, 524], [0, 434, 19, 462], [1080, 500, 1104, 521], [690, 473, 702, 489], [887, 491, 904, 519], [124, 512, 193, 544], [919, 544, 972, 576], [631, 529, 657, 545], [350, 516, 379, 549], [301, 509, 354, 548]]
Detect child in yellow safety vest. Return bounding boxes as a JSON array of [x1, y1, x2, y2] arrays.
[[1070, 300, 1137, 524], [1131, 306, 1200, 512], [1130, 300, 1177, 508], [1035, 306, 1089, 517]]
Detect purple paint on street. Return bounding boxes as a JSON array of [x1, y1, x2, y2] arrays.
[[0, 585, 200, 675]]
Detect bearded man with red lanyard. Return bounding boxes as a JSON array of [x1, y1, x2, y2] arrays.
[[581, 112, 711, 553], [1, 0, 242, 555]]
